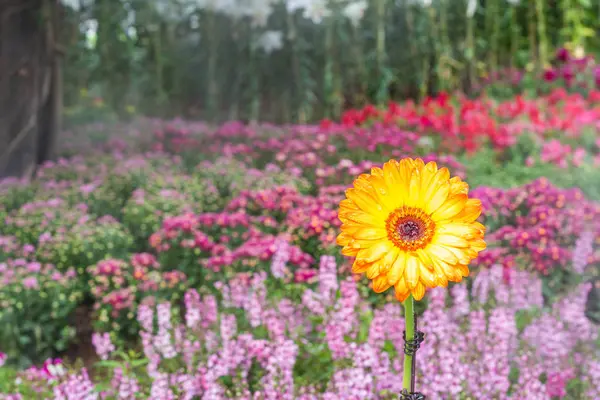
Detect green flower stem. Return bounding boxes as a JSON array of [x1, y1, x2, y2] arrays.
[[466, 13, 475, 91], [375, 0, 388, 105], [510, 6, 519, 69], [324, 16, 334, 119], [206, 11, 218, 119], [528, 0, 537, 66], [535, 0, 548, 67], [402, 293, 415, 391]]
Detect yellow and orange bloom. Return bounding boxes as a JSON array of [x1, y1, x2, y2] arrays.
[[337, 158, 486, 302]]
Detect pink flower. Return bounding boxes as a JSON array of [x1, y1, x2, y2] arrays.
[[543, 68, 557, 82], [572, 147, 586, 167], [22, 276, 39, 289], [556, 47, 570, 62], [91, 332, 115, 361]]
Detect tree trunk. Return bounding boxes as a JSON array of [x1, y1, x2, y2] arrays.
[[0, 0, 61, 180]]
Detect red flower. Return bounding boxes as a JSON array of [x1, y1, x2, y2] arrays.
[[319, 119, 333, 130], [543, 68, 557, 82], [555, 47, 570, 63]]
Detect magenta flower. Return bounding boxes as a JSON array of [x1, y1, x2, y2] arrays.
[[556, 47, 570, 62]]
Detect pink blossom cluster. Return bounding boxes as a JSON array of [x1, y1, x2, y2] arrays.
[[4, 255, 599, 399], [52, 369, 97, 400], [472, 178, 600, 274], [91, 332, 115, 361], [87, 254, 189, 331], [0, 259, 76, 287], [150, 210, 314, 279], [335, 88, 599, 153], [536, 139, 588, 168]]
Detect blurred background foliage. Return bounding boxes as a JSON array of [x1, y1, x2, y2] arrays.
[[60, 0, 600, 124]]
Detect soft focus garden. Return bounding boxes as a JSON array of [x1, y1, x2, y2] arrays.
[[1, 0, 600, 399]]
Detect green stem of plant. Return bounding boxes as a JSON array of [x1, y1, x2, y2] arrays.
[[206, 11, 217, 119], [324, 16, 334, 118], [465, 12, 475, 92], [250, 27, 260, 122], [352, 24, 367, 106], [402, 294, 415, 391], [228, 21, 241, 120], [528, 0, 537, 66], [439, 0, 451, 90], [375, 0, 388, 105], [153, 26, 165, 108], [535, 0, 548, 68], [490, 0, 499, 74], [510, 6, 519, 69], [560, 0, 570, 44], [286, 12, 302, 123], [428, 7, 441, 90]]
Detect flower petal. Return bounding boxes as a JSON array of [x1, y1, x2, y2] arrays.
[[470, 239, 487, 252], [436, 222, 485, 239], [412, 281, 426, 300], [352, 259, 370, 274], [368, 174, 400, 211], [449, 176, 469, 195], [356, 240, 393, 264], [366, 262, 382, 279], [372, 274, 392, 293], [419, 263, 437, 288], [353, 228, 388, 241], [427, 243, 459, 265], [346, 188, 386, 219], [340, 211, 383, 227], [394, 276, 410, 302], [387, 251, 406, 285], [433, 234, 470, 248], [405, 254, 420, 290], [430, 253, 461, 282], [431, 194, 468, 221], [454, 199, 482, 223]]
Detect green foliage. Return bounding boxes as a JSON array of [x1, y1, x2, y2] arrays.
[[0, 262, 83, 368], [293, 339, 334, 391], [0, 181, 37, 213], [462, 137, 600, 202], [88, 257, 189, 340], [122, 186, 198, 251], [35, 217, 133, 278], [515, 309, 542, 333], [60, 0, 600, 123], [0, 200, 88, 245]]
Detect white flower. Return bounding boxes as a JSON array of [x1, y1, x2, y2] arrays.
[[256, 30, 284, 54], [246, 0, 275, 27], [285, 0, 310, 14], [343, 1, 368, 27], [60, 0, 81, 10], [153, 0, 180, 21], [195, 0, 237, 14], [194, 0, 219, 9], [190, 14, 200, 29], [466, 0, 477, 18], [302, 0, 331, 24], [406, 0, 432, 6], [417, 136, 434, 148]]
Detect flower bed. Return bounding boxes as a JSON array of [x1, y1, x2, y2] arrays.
[[0, 87, 599, 399]]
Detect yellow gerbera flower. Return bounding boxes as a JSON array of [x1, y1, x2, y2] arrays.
[[337, 158, 486, 302]]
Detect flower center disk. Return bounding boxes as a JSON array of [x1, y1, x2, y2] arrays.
[[386, 207, 435, 251]]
